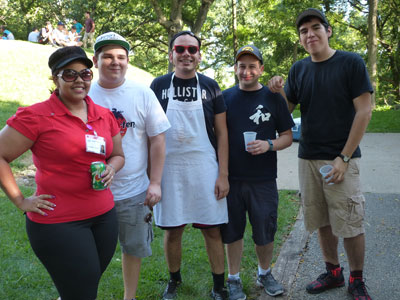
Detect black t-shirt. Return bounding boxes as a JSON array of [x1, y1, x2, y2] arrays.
[[285, 51, 373, 160], [150, 72, 226, 150], [223, 85, 294, 180]]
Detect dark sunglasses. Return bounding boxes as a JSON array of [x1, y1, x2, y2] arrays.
[[57, 69, 93, 82], [173, 45, 199, 55]]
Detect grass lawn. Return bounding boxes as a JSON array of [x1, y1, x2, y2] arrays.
[[0, 187, 300, 300]]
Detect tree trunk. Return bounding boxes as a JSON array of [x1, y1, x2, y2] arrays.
[[150, 0, 214, 73], [368, 0, 378, 107], [232, 0, 238, 85]]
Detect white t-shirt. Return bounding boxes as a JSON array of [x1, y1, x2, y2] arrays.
[[89, 79, 171, 200]]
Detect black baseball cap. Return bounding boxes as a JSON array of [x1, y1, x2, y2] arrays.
[[48, 46, 93, 74], [235, 45, 263, 65], [296, 8, 329, 29], [169, 31, 201, 49]]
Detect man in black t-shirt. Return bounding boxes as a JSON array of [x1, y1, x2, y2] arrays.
[[269, 9, 373, 300], [221, 45, 294, 299], [150, 31, 229, 300]]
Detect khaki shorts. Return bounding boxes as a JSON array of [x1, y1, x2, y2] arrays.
[[114, 192, 153, 257], [299, 158, 365, 238]]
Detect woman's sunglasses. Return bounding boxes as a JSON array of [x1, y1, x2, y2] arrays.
[[57, 69, 93, 82], [173, 45, 199, 55]]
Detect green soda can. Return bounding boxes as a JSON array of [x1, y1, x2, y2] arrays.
[[91, 161, 106, 191]]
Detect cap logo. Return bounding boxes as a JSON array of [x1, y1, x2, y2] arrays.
[[242, 46, 254, 52]]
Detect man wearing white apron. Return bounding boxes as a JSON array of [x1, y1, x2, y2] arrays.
[[150, 31, 229, 300]]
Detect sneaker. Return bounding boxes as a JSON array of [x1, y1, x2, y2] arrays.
[[227, 278, 246, 300], [211, 287, 228, 300], [348, 278, 372, 300], [162, 279, 180, 300], [306, 267, 345, 294], [257, 272, 284, 296]]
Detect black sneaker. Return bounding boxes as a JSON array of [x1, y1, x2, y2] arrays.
[[211, 287, 228, 300], [348, 278, 372, 300], [306, 267, 345, 294], [162, 279, 181, 300]]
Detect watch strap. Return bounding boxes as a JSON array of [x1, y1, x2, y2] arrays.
[[339, 154, 350, 163], [267, 139, 274, 151]]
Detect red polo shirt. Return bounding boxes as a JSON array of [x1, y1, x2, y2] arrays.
[[7, 92, 120, 224]]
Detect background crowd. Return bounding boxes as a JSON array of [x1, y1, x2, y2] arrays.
[[11, 11, 95, 49]]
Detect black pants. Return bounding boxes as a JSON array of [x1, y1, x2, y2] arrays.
[[26, 208, 118, 300]]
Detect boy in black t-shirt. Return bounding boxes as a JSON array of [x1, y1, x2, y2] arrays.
[[221, 45, 294, 299]]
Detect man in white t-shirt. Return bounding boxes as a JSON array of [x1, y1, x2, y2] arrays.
[[89, 32, 170, 300]]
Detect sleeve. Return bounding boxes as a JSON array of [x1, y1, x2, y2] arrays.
[[6, 106, 40, 141], [150, 76, 169, 112], [284, 64, 299, 105], [275, 94, 295, 133], [349, 54, 374, 99], [145, 89, 171, 137], [212, 81, 227, 114]]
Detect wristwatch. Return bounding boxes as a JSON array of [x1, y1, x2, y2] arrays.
[[339, 154, 350, 163], [267, 139, 274, 151]]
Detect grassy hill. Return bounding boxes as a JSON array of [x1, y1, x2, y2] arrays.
[[0, 40, 154, 106]]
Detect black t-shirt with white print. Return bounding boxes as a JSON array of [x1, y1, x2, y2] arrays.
[[223, 85, 294, 181], [150, 72, 226, 151]]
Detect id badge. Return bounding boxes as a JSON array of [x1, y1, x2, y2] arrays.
[[85, 134, 106, 155]]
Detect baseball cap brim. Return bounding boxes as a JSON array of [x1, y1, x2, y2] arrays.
[[55, 56, 93, 71], [94, 39, 130, 53]]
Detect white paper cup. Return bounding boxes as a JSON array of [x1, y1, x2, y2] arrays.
[[243, 131, 257, 151], [319, 164, 334, 185]]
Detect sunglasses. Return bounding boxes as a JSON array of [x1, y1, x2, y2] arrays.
[[57, 69, 93, 82], [173, 45, 199, 55]]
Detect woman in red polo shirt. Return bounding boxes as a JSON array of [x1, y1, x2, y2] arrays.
[[0, 46, 125, 300]]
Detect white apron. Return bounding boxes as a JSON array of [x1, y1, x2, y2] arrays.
[[154, 73, 228, 226]]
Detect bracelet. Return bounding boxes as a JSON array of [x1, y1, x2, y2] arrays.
[[107, 163, 116, 173]]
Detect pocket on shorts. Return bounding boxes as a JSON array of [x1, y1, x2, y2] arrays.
[[117, 202, 145, 225], [347, 195, 365, 225]]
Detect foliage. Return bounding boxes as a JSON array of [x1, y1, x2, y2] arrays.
[[0, 0, 399, 105]]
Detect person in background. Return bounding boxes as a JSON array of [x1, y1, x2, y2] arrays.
[[72, 18, 83, 35], [1, 25, 15, 40], [38, 21, 53, 45], [90, 32, 170, 300], [28, 27, 40, 42], [150, 31, 229, 300], [82, 11, 95, 48], [52, 21, 68, 47], [66, 25, 83, 47], [268, 8, 373, 300], [0, 46, 125, 300]]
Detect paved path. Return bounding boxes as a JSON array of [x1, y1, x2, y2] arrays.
[[276, 133, 400, 193], [257, 133, 400, 300]]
